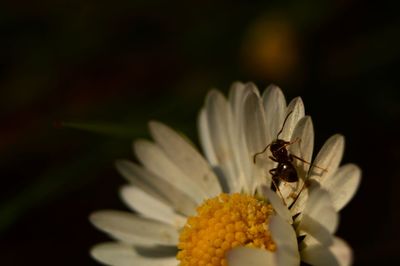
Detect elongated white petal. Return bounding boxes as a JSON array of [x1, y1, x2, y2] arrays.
[[270, 215, 300, 266], [279, 97, 305, 141], [242, 87, 271, 191], [90, 211, 179, 246], [204, 90, 240, 192], [300, 244, 339, 266], [116, 160, 197, 216], [290, 134, 345, 215], [91, 242, 138, 266], [289, 116, 314, 174], [323, 164, 361, 211], [198, 108, 218, 166], [227, 247, 276, 266], [228, 82, 258, 192], [298, 214, 334, 247], [242, 86, 270, 150], [263, 84, 287, 141], [115, 160, 168, 203], [120, 186, 186, 228], [260, 185, 292, 224], [91, 242, 178, 266], [134, 140, 206, 203], [310, 134, 345, 183], [228, 82, 248, 118], [330, 237, 353, 266], [297, 188, 337, 246], [149, 121, 221, 197]]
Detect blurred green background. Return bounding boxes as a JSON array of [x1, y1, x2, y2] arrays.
[[1, 0, 399, 265]]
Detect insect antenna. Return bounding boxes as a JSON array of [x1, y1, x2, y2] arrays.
[[276, 111, 293, 139], [253, 144, 271, 163]]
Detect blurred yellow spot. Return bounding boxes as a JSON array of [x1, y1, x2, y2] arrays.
[[177, 193, 276, 266], [242, 17, 299, 80]]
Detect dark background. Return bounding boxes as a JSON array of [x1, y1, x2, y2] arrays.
[[1, 0, 399, 265]]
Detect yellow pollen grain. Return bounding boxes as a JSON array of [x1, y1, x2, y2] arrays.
[[177, 193, 276, 266]]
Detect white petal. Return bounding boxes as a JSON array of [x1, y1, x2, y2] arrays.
[[198, 108, 218, 166], [279, 97, 305, 141], [242, 86, 272, 191], [116, 160, 197, 216], [149, 121, 221, 197], [289, 116, 314, 174], [260, 185, 292, 224], [91, 242, 138, 266], [310, 134, 345, 183], [228, 81, 247, 118], [290, 135, 345, 215], [133, 139, 206, 203], [298, 214, 334, 247], [330, 237, 353, 266], [115, 160, 168, 203], [242, 85, 271, 151], [120, 186, 186, 228], [228, 82, 258, 192], [203, 90, 240, 192], [229, 82, 260, 118], [262, 84, 287, 141], [300, 244, 339, 266], [227, 247, 276, 266], [297, 187, 338, 246], [269, 215, 300, 266], [323, 164, 361, 211], [91, 242, 178, 266], [90, 211, 179, 246]]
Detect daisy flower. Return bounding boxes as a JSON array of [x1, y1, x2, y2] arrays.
[[90, 82, 361, 266]]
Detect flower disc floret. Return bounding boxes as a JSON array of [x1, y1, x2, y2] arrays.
[[177, 193, 276, 266]]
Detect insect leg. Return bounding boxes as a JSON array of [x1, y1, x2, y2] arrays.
[[271, 177, 287, 206], [269, 156, 278, 163], [290, 154, 328, 172], [269, 168, 277, 175]]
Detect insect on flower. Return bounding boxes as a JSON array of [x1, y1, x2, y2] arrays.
[[253, 111, 327, 206]]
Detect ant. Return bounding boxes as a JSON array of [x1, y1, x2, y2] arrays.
[[253, 111, 326, 206]]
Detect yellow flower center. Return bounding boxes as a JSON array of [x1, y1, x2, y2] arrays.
[[177, 193, 276, 266]]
